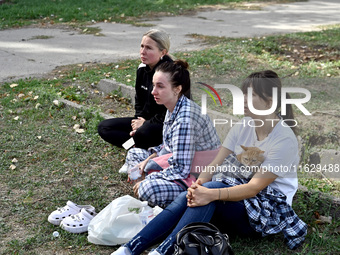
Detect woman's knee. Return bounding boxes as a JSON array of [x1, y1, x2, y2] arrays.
[[138, 180, 185, 208], [138, 180, 157, 204], [97, 119, 107, 134]]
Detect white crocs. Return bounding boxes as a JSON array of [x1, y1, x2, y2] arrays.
[[60, 208, 97, 233], [48, 201, 95, 225]]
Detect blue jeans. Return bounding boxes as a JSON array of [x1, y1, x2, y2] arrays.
[[125, 181, 258, 255]]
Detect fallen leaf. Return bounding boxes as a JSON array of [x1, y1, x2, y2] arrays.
[[53, 99, 60, 106], [75, 128, 85, 134], [105, 109, 115, 114], [315, 215, 332, 224]]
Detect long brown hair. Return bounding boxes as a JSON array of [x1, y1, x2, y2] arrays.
[[241, 70, 297, 134]]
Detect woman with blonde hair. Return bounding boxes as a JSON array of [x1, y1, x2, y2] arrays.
[[98, 29, 172, 155]]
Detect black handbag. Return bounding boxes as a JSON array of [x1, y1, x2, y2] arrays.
[[174, 222, 234, 255]]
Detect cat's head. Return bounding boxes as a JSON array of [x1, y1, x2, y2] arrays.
[[239, 145, 265, 166]]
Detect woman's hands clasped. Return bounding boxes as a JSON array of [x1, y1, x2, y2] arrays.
[[187, 180, 215, 207]]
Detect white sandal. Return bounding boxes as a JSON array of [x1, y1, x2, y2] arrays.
[[48, 201, 95, 225], [60, 208, 97, 233]]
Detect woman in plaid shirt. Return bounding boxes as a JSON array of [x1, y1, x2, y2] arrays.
[[123, 60, 221, 208], [112, 70, 307, 255]]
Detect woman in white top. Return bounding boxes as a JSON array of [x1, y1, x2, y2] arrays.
[[112, 70, 307, 255]]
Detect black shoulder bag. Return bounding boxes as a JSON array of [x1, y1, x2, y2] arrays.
[[174, 222, 234, 255]]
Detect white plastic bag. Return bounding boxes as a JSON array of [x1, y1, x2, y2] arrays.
[[87, 195, 162, 246]]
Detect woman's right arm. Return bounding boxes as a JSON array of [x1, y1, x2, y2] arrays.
[[196, 147, 233, 184]]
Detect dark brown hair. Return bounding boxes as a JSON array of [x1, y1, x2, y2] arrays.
[[241, 70, 296, 134], [155, 60, 191, 99]]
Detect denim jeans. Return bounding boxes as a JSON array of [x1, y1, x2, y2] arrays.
[[125, 181, 257, 255]]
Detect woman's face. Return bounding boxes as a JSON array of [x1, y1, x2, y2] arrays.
[[152, 71, 181, 112], [140, 36, 165, 69], [244, 87, 272, 117]]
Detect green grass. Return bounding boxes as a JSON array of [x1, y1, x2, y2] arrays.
[[0, 0, 273, 29], [0, 7, 339, 255]]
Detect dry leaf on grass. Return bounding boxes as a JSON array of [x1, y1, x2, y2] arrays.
[[53, 99, 60, 106], [75, 129, 85, 134], [315, 215, 332, 224]]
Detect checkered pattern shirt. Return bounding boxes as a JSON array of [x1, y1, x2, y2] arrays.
[[146, 95, 220, 181], [213, 153, 307, 250]]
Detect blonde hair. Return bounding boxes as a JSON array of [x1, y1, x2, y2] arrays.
[[143, 29, 170, 53]]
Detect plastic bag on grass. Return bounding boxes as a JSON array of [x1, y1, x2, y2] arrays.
[[88, 195, 162, 246]]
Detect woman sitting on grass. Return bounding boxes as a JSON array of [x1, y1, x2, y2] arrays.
[[98, 29, 172, 152], [112, 70, 307, 255], [123, 60, 221, 208]]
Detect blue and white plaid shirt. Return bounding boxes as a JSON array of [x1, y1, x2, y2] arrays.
[[147, 95, 220, 181]]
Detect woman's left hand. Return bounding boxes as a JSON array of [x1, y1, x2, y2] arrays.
[[187, 183, 214, 207], [131, 117, 146, 131]]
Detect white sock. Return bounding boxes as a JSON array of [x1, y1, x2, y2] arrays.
[[148, 250, 161, 255], [118, 163, 129, 174], [111, 246, 131, 255]]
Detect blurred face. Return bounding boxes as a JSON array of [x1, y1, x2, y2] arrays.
[[140, 36, 165, 69], [152, 71, 181, 112], [244, 87, 272, 118]]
